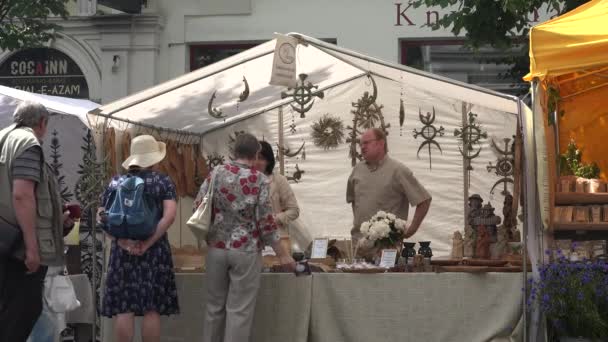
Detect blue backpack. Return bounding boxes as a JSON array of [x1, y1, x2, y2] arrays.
[[103, 174, 160, 240]]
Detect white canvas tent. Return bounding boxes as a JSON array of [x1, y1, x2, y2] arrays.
[[0, 85, 99, 198], [89, 33, 529, 257]]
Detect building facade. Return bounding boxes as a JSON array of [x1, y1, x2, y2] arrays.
[[0, 0, 556, 104]]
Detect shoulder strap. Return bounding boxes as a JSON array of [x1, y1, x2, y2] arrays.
[[207, 169, 217, 197]]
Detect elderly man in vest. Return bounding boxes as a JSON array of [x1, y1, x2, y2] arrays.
[[0, 101, 72, 341]]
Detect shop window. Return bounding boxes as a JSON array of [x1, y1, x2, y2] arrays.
[[190, 39, 337, 71], [400, 39, 526, 95]]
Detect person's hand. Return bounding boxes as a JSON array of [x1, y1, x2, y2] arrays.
[[133, 239, 153, 256], [117, 239, 139, 255], [25, 247, 40, 273], [62, 211, 75, 227], [279, 255, 296, 273]]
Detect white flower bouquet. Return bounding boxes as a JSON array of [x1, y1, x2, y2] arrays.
[[358, 211, 407, 250]]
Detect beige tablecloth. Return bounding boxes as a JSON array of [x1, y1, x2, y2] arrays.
[[102, 273, 312, 342], [309, 273, 524, 342], [100, 272, 524, 342]]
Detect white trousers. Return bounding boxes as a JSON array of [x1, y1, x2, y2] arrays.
[[203, 248, 262, 342]]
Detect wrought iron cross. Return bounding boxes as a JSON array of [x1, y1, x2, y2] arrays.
[[280, 73, 324, 118], [413, 107, 445, 170], [487, 137, 515, 195]]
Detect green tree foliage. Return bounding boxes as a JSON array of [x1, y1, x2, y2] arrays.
[[0, 0, 70, 51]]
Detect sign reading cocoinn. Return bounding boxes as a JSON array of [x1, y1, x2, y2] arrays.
[[0, 48, 89, 99]]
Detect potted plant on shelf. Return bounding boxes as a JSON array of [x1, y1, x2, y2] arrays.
[[528, 250, 608, 341]]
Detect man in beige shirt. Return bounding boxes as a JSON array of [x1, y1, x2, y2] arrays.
[[346, 128, 432, 241]]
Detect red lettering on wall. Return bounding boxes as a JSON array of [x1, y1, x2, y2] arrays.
[[395, 3, 415, 26]]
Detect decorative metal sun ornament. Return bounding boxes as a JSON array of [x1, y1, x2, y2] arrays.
[[454, 111, 487, 171], [487, 137, 515, 195], [412, 107, 444, 170], [281, 73, 324, 118], [207, 90, 225, 119], [311, 114, 345, 150], [346, 74, 389, 166]]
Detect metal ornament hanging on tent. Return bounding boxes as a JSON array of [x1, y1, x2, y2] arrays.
[[207, 90, 226, 119], [207, 152, 226, 170], [346, 74, 389, 166], [280, 73, 324, 118], [412, 107, 444, 170], [399, 73, 405, 136], [276, 141, 305, 158], [289, 108, 297, 134], [311, 113, 345, 150], [454, 111, 487, 173], [487, 137, 515, 195], [235, 76, 250, 112], [287, 164, 305, 183]]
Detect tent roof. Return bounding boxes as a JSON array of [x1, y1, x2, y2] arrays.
[[0, 85, 98, 127], [90, 33, 520, 136], [525, 0, 608, 80]]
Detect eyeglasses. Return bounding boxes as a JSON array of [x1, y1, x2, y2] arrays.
[[360, 139, 379, 146]]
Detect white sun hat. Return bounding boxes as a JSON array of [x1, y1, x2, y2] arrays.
[[121, 134, 166, 169]]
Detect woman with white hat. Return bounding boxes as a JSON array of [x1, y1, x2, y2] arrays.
[[98, 134, 179, 342]]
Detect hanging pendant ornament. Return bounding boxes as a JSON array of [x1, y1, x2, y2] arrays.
[[487, 137, 515, 195], [346, 74, 389, 167], [281, 73, 325, 118], [301, 141, 306, 160], [287, 164, 305, 183], [238, 76, 250, 102], [399, 99, 405, 136], [289, 109, 297, 134], [454, 111, 487, 185], [413, 107, 444, 170], [207, 90, 226, 119], [277, 141, 305, 158]]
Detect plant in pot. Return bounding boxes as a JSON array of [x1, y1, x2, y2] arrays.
[[528, 251, 608, 341]]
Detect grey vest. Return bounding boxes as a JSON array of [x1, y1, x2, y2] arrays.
[[0, 125, 64, 266]]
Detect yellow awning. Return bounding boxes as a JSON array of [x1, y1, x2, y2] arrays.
[[524, 0, 608, 81]]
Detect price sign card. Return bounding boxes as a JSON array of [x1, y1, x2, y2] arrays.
[[379, 249, 398, 268], [310, 238, 329, 259]]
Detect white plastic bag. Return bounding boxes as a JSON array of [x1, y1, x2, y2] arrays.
[[45, 274, 81, 313]]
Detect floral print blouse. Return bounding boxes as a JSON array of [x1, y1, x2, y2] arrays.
[[193, 162, 279, 252]]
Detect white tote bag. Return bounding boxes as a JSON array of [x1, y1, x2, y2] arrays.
[[187, 171, 216, 249], [45, 273, 81, 313]]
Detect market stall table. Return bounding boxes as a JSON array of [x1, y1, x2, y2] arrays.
[[100, 272, 523, 342]]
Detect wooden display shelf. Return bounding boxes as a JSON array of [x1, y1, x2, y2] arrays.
[[553, 222, 608, 231], [555, 192, 608, 205]]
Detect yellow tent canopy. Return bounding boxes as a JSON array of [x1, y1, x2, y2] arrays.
[[525, 0, 608, 80], [525, 0, 608, 182]]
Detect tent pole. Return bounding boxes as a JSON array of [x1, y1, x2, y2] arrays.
[[461, 103, 469, 233], [90, 112, 204, 138], [518, 99, 528, 342], [561, 81, 608, 100], [278, 106, 285, 175]]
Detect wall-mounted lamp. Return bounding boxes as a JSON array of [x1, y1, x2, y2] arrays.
[[112, 55, 121, 73]]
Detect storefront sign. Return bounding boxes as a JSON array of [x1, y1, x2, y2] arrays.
[[0, 48, 89, 99]]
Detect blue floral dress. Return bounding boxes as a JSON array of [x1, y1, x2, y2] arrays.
[[101, 169, 180, 317]]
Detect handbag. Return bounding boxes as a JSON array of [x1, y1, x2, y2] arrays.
[[187, 171, 216, 249], [0, 127, 24, 258], [45, 272, 81, 313]]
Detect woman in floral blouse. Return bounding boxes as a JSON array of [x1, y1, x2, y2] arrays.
[[194, 133, 295, 342]]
